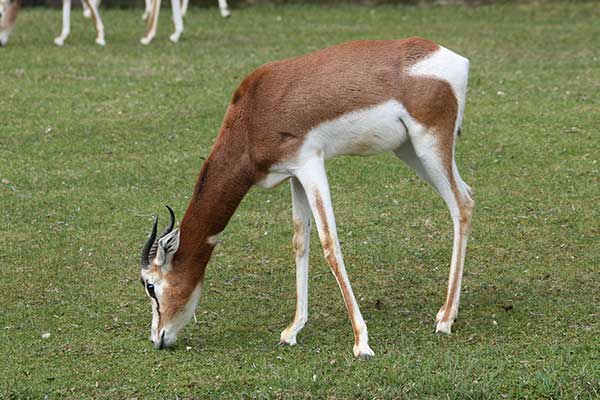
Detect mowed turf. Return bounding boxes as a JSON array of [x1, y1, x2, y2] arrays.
[[1, 2, 598, 398]]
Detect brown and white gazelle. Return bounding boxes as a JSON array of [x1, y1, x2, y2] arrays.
[[140, 0, 230, 45], [139, 37, 474, 358]]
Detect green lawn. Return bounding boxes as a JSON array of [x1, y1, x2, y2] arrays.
[[1, 2, 599, 398]]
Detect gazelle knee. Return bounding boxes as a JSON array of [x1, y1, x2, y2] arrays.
[[292, 218, 308, 256], [458, 189, 474, 228]]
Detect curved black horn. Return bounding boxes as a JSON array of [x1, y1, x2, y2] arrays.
[[163, 205, 175, 236], [141, 216, 158, 269], [148, 205, 176, 262]]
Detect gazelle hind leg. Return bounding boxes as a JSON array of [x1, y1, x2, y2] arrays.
[[395, 132, 474, 335], [218, 0, 230, 18], [81, 0, 105, 45], [295, 157, 374, 358], [280, 178, 311, 346]]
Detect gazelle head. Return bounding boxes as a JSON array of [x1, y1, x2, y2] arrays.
[[0, 0, 20, 47], [140, 206, 203, 349]]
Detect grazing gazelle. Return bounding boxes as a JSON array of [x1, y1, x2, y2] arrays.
[[141, 0, 230, 45], [139, 37, 474, 358]]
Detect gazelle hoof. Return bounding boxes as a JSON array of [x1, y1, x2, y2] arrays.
[[142, 11, 150, 20], [278, 339, 296, 347], [353, 343, 374, 359], [83, 9, 92, 18], [96, 37, 106, 46], [140, 36, 152, 45], [54, 37, 65, 46], [220, 8, 230, 18], [435, 320, 453, 335]]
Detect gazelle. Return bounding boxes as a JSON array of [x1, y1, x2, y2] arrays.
[[139, 37, 474, 358], [140, 0, 230, 45]]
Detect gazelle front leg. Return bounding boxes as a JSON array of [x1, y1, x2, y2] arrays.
[[280, 178, 311, 346], [169, 0, 184, 43], [295, 157, 374, 358]]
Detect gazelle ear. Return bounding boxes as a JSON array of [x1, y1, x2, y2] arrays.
[[156, 228, 180, 267]]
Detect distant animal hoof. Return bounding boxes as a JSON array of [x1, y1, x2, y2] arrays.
[[83, 9, 92, 18], [96, 37, 106, 46], [140, 37, 152, 45], [169, 32, 181, 43], [220, 8, 230, 18], [141, 11, 150, 20], [278, 340, 295, 347], [278, 333, 297, 346], [54, 37, 65, 46]]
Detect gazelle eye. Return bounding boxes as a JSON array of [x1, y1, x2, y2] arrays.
[[146, 283, 156, 298]]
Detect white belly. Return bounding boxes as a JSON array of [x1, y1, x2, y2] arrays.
[[305, 99, 410, 159], [257, 100, 410, 189]]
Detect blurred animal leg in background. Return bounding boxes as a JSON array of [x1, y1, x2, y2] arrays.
[[141, 0, 160, 44], [169, 0, 183, 42], [180, 0, 188, 17], [54, 0, 71, 45], [218, 0, 229, 18], [82, 0, 105, 45], [82, 0, 99, 18], [142, 0, 151, 20], [0, 0, 22, 46]]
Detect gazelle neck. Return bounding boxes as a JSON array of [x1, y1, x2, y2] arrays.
[[175, 127, 256, 263]]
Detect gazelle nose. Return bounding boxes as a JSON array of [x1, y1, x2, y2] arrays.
[[153, 330, 167, 350]]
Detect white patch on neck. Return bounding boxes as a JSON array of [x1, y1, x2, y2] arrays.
[[160, 282, 203, 345]]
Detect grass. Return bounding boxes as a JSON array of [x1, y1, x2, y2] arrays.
[[1, 2, 599, 398]]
